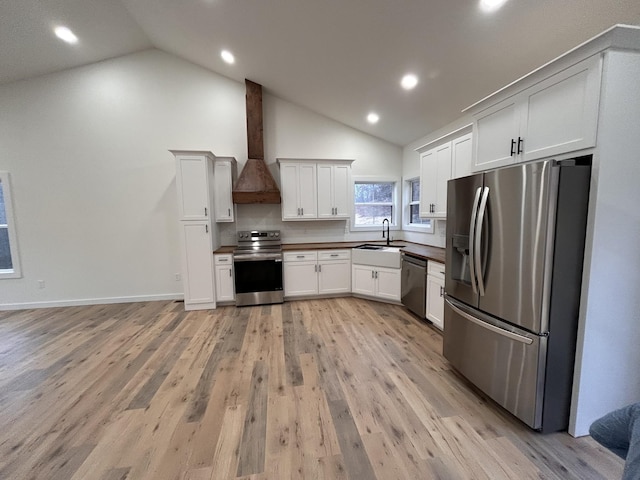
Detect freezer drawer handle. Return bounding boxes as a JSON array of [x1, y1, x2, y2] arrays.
[[445, 298, 533, 345]]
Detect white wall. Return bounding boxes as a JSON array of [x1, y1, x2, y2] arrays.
[[0, 49, 401, 308], [569, 50, 640, 436], [401, 116, 472, 247]]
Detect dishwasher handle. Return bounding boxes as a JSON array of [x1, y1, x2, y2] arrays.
[[402, 254, 427, 269]]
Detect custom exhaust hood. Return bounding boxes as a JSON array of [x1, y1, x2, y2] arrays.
[[232, 79, 281, 204]]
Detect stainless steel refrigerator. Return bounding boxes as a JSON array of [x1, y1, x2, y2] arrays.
[[443, 157, 591, 432]]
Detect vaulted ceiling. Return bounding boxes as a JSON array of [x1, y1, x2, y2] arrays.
[[2, 0, 640, 145]]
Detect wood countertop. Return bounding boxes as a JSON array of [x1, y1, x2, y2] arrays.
[[214, 241, 445, 264]]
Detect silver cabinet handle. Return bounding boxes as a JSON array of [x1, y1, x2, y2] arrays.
[[314, 264, 317, 272], [375, 271, 378, 279], [204, 207, 208, 216], [229, 269, 232, 277], [205, 224, 208, 233], [330, 254, 338, 257], [371, 270, 374, 278], [439, 286, 444, 297], [318, 264, 321, 272], [301, 207, 304, 215], [228, 208, 231, 217]]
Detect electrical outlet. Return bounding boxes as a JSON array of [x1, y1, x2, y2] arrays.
[[38, 280, 45, 289], [175, 273, 181, 282]]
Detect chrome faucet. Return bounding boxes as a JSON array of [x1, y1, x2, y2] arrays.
[[382, 218, 390, 246]]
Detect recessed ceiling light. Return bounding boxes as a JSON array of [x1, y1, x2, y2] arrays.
[[401, 74, 418, 90], [367, 113, 379, 124], [479, 0, 508, 12], [54, 26, 78, 44], [221, 50, 235, 64]]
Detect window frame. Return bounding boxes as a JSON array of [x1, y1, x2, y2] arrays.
[[403, 176, 434, 234], [351, 176, 400, 232], [0, 171, 21, 279]]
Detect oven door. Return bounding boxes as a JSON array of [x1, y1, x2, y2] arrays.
[[233, 253, 284, 306]]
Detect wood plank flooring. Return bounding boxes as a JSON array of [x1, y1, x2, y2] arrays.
[[0, 298, 624, 479]]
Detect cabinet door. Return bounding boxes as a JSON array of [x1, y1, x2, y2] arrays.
[[176, 156, 211, 220], [181, 222, 215, 309], [318, 260, 351, 294], [214, 160, 234, 222], [352, 265, 376, 296], [434, 143, 452, 217], [522, 55, 602, 162], [452, 133, 473, 179], [298, 164, 317, 219], [280, 163, 301, 220], [419, 149, 436, 217], [215, 265, 235, 302], [332, 164, 351, 218], [473, 99, 519, 172], [316, 164, 334, 219], [426, 274, 445, 330], [284, 261, 318, 296], [375, 267, 401, 302]]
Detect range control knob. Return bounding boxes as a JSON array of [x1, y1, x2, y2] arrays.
[[274, 232, 280, 237]]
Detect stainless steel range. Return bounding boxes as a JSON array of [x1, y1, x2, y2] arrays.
[[233, 230, 284, 307]]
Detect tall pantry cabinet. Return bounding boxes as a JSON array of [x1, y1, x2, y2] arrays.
[[172, 150, 218, 310]]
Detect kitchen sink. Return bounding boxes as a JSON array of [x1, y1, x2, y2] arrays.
[[352, 244, 402, 268]]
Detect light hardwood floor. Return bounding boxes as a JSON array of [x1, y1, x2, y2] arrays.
[[0, 298, 623, 479]]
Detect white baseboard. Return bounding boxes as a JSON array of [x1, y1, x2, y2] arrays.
[[0, 293, 184, 311]]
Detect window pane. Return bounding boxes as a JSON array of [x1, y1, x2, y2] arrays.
[[0, 181, 6, 225], [354, 182, 393, 203], [0, 228, 12, 269], [355, 205, 393, 225], [411, 180, 420, 202], [410, 205, 431, 226]]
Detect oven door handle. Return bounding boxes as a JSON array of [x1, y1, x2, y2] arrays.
[[233, 253, 283, 262]]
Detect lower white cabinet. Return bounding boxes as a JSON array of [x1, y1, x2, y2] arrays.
[[180, 221, 216, 310], [214, 254, 235, 302], [426, 261, 445, 330], [284, 250, 351, 297], [352, 264, 401, 302]]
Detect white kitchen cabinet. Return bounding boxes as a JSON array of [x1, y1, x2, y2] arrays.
[[351, 264, 401, 302], [317, 163, 351, 219], [419, 142, 451, 218], [213, 157, 237, 223], [278, 159, 353, 221], [172, 150, 217, 311], [451, 133, 473, 179], [214, 254, 234, 303], [284, 250, 351, 297], [426, 261, 445, 330], [180, 221, 216, 310], [472, 54, 602, 172], [174, 151, 215, 221], [279, 162, 317, 220]]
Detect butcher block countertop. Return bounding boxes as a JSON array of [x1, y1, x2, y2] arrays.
[[214, 241, 445, 264]]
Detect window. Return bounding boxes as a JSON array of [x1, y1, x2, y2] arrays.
[[0, 172, 21, 278], [404, 177, 433, 233], [353, 179, 398, 228]]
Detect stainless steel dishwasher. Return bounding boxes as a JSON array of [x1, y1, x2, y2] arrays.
[[401, 254, 427, 318]]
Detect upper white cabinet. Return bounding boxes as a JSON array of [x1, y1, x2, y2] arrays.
[[213, 157, 237, 223], [317, 163, 351, 219], [417, 130, 472, 218], [472, 54, 602, 171], [452, 133, 473, 179], [175, 152, 214, 221], [278, 159, 353, 221]]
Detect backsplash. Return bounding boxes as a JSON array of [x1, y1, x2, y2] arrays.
[[218, 203, 445, 247]]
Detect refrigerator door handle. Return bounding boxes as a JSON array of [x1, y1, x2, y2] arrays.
[[468, 187, 483, 294], [475, 186, 490, 296], [445, 298, 533, 345]]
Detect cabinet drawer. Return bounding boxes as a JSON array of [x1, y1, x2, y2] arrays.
[[428, 261, 445, 279], [283, 251, 318, 262], [318, 250, 351, 261], [214, 254, 233, 265]]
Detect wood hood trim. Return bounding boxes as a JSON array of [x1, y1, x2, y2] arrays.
[[232, 79, 281, 204]]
